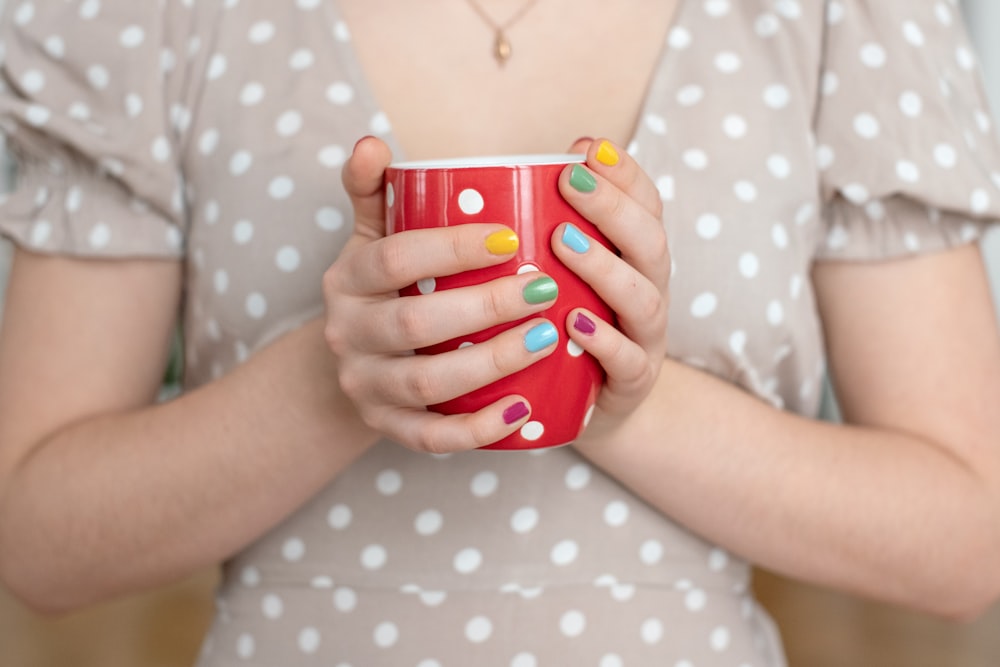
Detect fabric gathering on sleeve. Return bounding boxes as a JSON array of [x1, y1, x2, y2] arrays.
[[0, 1, 188, 260], [814, 0, 1000, 262]]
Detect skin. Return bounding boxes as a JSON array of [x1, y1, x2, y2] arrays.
[[1, 0, 999, 624]]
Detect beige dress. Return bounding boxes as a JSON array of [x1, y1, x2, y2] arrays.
[[2, 1, 999, 665]]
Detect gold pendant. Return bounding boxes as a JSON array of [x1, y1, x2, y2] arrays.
[[494, 30, 512, 66]]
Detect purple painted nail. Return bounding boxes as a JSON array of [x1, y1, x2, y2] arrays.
[[502, 401, 530, 425], [573, 313, 597, 335]]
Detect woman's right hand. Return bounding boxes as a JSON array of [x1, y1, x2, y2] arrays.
[[322, 137, 560, 453]]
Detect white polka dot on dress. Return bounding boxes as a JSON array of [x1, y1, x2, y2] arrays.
[[414, 509, 443, 536], [550, 539, 579, 566], [690, 292, 718, 318], [360, 544, 388, 570], [564, 463, 591, 490], [470, 471, 499, 497], [453, 547, 483, 574], [275, 110, 303, 137], [281, 537, 305, 562], [229, 151, 253, 176], [268, 176, 295, 200], [245, 292, 267, 319], [375, 469, 403, 495], [261, 593, 284, 619], [119, 25, 145, 48], [298, 626, 321, 654], [239, 82, 265, 106], [332, 586, 358, 612], [373, 622, 399, 648], [559, 610, 586, 637], [641, 617, 665, 644], [464, 615, 493, 643], [510, 506, 540, 533]]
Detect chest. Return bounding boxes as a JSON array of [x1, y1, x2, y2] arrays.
[[335, 0, 678, 158]]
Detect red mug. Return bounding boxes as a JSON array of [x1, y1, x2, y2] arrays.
[[385, 155, 614, 450]]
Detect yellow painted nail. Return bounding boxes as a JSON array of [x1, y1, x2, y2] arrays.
[[485, 230, 519, 255], [596, 140, 619, 167]]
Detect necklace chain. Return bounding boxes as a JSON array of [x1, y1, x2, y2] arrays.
[[463, 0, 541, 66]]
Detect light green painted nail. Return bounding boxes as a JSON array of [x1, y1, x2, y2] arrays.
[[523, 277, 558, 304], [569, 164, 597, 193]]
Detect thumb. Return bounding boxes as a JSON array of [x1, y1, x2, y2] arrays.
[[342, 135, 393, 240]]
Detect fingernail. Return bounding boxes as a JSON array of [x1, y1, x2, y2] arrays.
[[523, 276, 558, 304], [573, 312, 597, 335], [503, 401, 530, 425], [353, 135, 375, 152], [485, 230, 519, 255], [596, 140, 619, 166], [569, 164, 597, 193], [524, 322, 558, 352], [561, 223, 590, 253]]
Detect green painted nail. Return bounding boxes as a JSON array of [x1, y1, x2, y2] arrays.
[[569, 164, 597, 193], [523, 276, 558, 304]]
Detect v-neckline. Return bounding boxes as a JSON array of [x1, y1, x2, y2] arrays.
[[321, 0, 689, 163]]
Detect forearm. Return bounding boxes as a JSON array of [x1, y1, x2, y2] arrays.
[[0, 318, 376, 613], [575, 358, 1000, 618]]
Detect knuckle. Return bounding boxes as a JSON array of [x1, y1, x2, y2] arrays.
[[412, 425, 451, 455], [335, 364, 365, 401], [403, 363, 439, 405], [323, 321, 348, 356], [648, 227, 670, 262], [486, 341, 513, 379], [650, 195, 665, 222], [609, 189, 631, 223], [449, 229, 467, 263], [393, 299, 429, 344], [635, 288, 665, 325], [466, 416, 498, 449], [372, 236, 410, 286], [481, 286, 511, 324], [321, 264, 340, 295]]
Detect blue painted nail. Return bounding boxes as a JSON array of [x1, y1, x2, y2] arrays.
[[524, 322, 558, 353], [561, 223, 591, 253]]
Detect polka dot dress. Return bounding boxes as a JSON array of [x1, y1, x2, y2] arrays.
[[1, 1, 999, 664]]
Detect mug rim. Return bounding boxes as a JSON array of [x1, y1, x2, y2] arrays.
[[389, 153, 586, 170]]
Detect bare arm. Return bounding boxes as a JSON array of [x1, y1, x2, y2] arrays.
[[573, 244, 1000, 619], [0, 137, 569, 614], [0, 250, 376, 614]]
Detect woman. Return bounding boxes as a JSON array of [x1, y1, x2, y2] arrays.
[[0, 1, 998, 665]]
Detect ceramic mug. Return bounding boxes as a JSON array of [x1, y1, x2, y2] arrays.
[[384, 155, 614, 450]]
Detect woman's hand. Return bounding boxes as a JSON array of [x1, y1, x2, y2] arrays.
[[322, 137, 562, 453], [556, 138, 671, 446]]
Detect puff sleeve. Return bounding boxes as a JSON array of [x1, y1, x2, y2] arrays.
[[0, 1, 188, 259], [815, 0, 1000, 261]]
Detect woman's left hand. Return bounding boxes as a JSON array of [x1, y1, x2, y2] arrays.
[[556, 138, 671, 446]]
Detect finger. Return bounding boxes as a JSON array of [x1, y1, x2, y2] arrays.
[[566, 136, 594, 155], [368, 396, 535, 454], [565, 309, 656, 412], [553, 222, 668, 350], [346, 318, 561, 407], [333, 223, 521, 297], [342, 135, 394, 240], [584, 138, 663, 221], [351, 272, 560, 352], [558, 162, 671, 286]]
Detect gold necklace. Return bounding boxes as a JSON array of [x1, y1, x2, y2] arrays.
[[463, 0, 542, 66]]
